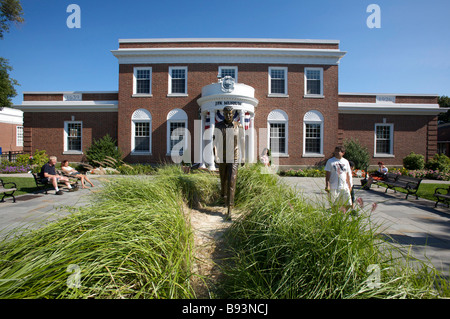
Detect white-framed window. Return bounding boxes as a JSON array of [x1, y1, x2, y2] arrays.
[[133, 67, 152, 96], [304, 67, 324, 97], [218, 66, 238, 81], [374, 123, 394, 156], [303, 110, 324, 157], [64, 121, 83, 154], [168, 66, 188, 96], [16, 126, 23, 147], [167, 108, 188, 155], [131, 109, 152, 154], [267, 109, 289, 156], [269, 67, 288, 96]]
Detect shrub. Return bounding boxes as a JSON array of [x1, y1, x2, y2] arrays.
[[403, 152, 425, 170], [425, 154, 450, 173], [343, 139, 370, 170], [86, 134, 122, 167]]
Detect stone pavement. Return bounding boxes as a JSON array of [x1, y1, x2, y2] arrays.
[[1, 173, 450, 275], [281, 176, 450, 274]]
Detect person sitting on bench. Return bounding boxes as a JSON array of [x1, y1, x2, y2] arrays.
[[61, 160, 94, 188], [40, 156, 74, 195], [363, 161, 388, 190]]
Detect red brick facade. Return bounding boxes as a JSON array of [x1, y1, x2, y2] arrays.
[[16, 39, 443, 168]]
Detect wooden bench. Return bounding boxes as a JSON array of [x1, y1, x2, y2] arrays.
[[0, 179, 17, 203], [32, 172, 79, 194], [433, 185, 450, 207], [381, 173, 422, 200]]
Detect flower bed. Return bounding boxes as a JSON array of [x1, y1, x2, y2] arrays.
[[0, 161, 31, 174]]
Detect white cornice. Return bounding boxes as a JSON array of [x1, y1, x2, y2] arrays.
[[338, 102, 446, 115], [339, 92, 439, 97], [111, 47, 346, 65], [0, 107, 23, 124], [23, 91, 118, 95], [119, 38, 340, 44], [16, 101, 118, 113]]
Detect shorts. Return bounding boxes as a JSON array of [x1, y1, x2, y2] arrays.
[[329, 188, 352, 207]]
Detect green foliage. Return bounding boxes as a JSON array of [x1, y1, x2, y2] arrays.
[[219, 164, 448, 298], [0, 57, 18, 107], [403, 152, 425, 170], [85, 134, 122, 167], [15, 149, 48, 168], [343, 138, 370, 170], [0, 168, 219, 298], [0, 0, 24, 39], [425, 153, 450, 173]]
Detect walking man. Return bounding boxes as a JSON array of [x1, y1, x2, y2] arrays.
[[324, 146, 353, 211], [213, 106, 245, 220]]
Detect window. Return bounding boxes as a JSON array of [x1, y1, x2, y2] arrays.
[[304, 67, 323, 97], [169, 67, 187, 95], [167, 108, 188, 155], [64, 121, 82, 153], [269, 67, 287, 95], [303, 110, 324, 156], [267, 109, 289, 156], [375, 124, 394, 156], [134, 122, 150, 152], [133, 67, 152, 95], [219, 66, 238, 81], [131, 109, 152, 154], [16, 126, 23, 147]]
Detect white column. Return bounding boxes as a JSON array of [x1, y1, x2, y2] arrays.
[[208, 110, 216, 171], [199, 111, 206, 168], [239, 110, 246, 163], [249, 114, 255, 163]]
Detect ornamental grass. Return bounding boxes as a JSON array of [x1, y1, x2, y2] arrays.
[[219, 164, 450, 298]]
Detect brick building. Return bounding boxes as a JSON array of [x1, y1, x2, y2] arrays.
[[0, 107, 23, 154], [16, 38, 443, 169]]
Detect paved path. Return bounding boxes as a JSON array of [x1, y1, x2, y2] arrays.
[[281, 177, 450, 274], [1, 173, 450, 275]]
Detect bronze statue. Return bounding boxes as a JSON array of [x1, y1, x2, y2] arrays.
[[213, 106, 245, 220]]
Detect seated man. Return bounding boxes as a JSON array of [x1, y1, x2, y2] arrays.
[[40, 156, 74, 195]]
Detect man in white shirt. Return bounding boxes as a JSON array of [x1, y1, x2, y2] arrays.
[[325, 146, 353, 211]]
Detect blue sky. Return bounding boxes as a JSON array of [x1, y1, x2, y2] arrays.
[[2, 0, 450, 105]]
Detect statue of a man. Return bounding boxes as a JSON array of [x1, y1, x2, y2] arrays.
[[213, 106, 245, 220]]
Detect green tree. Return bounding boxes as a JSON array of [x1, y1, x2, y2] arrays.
[[0, 0, 24, 39], [438, 95, 450, 123], [0, 0, 24, 107], [0, 57, 19, 106], [343, 138, 370, 170]]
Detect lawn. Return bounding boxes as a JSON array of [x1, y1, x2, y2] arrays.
[[375, 182, 449, 203], [0, 177, 37, 196]]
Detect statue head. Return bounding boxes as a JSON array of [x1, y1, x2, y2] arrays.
[[223, 105, 234, 124]]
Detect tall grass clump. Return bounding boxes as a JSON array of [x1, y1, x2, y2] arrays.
[[0, 167, 218, 299], [220, 164, 449, 298]]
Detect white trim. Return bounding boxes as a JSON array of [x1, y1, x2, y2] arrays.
[[304, 67, 324, 98], [166, 109, 188, 157], [0, 107, 23, 124], [339, 92, 439, 97], [268, 66, 288, 96], [16, 126, 23, 147], [133, 67, 152, 95], [267, 109, 289, 156], [16, 101, 118, 113], [374, 123, 394, 157], [118, 38, 340, 44], [111, 48, 346, 65], [168, 66, 188, 96], [64, 121, 83, 153], [338, 102, 445, 115], [23, 91, 118, 94], [303, 110, 324, 157], [131, 109, 152, 155]]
